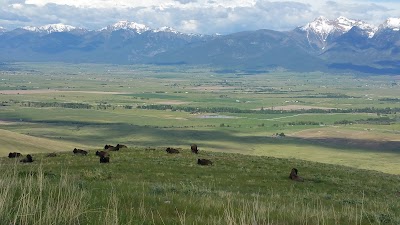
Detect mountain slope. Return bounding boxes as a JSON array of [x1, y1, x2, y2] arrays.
[[152, 29, 326, 71], [0, 17, 399, 74]]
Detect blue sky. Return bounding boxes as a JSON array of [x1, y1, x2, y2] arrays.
[[0, 0, 399, 34]]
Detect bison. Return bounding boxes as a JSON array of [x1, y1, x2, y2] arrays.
[[289, 168, 304, 182], [8, 152, 22, 158], [95, 151, 109, 158], [197, 158, 212, 166], [20, 154, 33, 163], [100, 156, 110, 163], [105, 145, 120, 151], [73, 148, 88, 155], [116, 144, 127, 148], [191, 144, 199, 154], [166, 147, 180, 154]]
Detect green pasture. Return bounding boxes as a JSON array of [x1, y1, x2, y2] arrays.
[[0, 62, 399, 176], [0, 148, 399, 224]]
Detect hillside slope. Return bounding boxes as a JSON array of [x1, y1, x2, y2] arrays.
[[0, 148, 399, 224], [0, 129, 85, 155]]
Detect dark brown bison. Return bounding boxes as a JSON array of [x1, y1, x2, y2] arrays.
[[20, 154, 33, 163], [95, 151, 109, 158], [166, 147, 180, 154], [100, 156, 110, 163], [289, 168, 304, 182], [197, 158, 212, 165], [105, 145, 120, 151], [73, 148, 88, 155], [191, 144, 198, 154], [116, 144, 127, 148], [46, 153, 57, 157], [8, 152, 22, 158]]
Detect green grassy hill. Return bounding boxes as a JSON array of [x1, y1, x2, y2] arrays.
[[0, 129, 86, 155], [1, 147, 399, 224]]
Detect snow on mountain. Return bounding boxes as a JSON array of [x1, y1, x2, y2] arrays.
[[335, 16, 377, 38], [301, 16, 377, 41], [101, 21, 150, 33], [153, 26, 179, 34], [0, 26, 6, 32], [152, 26, 202, 37], [300, 16, 336, 42], [381, 18, 400, 31], [22, 23, 77, 33]]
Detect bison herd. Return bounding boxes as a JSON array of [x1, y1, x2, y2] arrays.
[[6, 144, 305, 182], [8, 152, 33, 163]]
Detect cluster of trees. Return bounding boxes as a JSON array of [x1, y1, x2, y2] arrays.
[[334, 117, 396, 125], [138, 104, 400, 115], [16, 101, 116, 110], [379, 98, 400, 102], [20, 101, 92, 109], [296, 93, 355, 99], [287, 121, 322, 126]]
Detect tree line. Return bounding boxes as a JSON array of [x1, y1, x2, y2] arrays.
[[137, 104, 400, 115]]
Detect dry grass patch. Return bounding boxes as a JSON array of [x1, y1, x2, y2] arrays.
[[291, 127, 400, 141], [0, 129, 85, 156]]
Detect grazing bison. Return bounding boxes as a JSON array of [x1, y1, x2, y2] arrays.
[[8, 152, 22, 158], [104, 144, 114, 149], [197, 158, 212, 166], [100, 156, 110, 163], [73, 148, 88, 155], [46, 153, 57, 157], [95, 151, 109, 158], [191, 144, 198, 154], [20, 154, 33, 163], [166, 147, 180, 154], [289, 168, 304, 182], [116, 144, 127, 148], [105, 145, 120, 151]]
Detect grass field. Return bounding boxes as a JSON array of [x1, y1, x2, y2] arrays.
[[1, 148, 399, 224], [1, 63, 400, 224]]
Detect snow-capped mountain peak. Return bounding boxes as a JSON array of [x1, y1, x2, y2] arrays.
[[301, 16, 377, 41], [381, 18, 400, 31], [300, 16, 337, 42], [335, 16, 377, 38], [335, 16, 359, 31], [153, 26, 179, 34], [0, 26, 6, 32], [22, 23, 77, 33], [101, 21, 150, 33]]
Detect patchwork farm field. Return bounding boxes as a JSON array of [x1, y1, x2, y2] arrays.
[[0, 62, 399, 224], [1, 63, 399, 173]]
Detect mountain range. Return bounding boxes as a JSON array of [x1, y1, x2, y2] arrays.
[[0, 17, 399, 74]]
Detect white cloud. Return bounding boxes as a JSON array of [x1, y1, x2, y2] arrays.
[[0, 0, 399, 33], [180, 19, 198, 32]]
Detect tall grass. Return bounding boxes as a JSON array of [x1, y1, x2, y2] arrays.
[[0, 150, 399, 225], [0, 164, 88, 224]]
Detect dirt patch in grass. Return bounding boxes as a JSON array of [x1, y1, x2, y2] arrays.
[[257, 105, 336, 111]]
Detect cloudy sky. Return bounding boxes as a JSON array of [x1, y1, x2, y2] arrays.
[[0, 0, 399, 34]]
